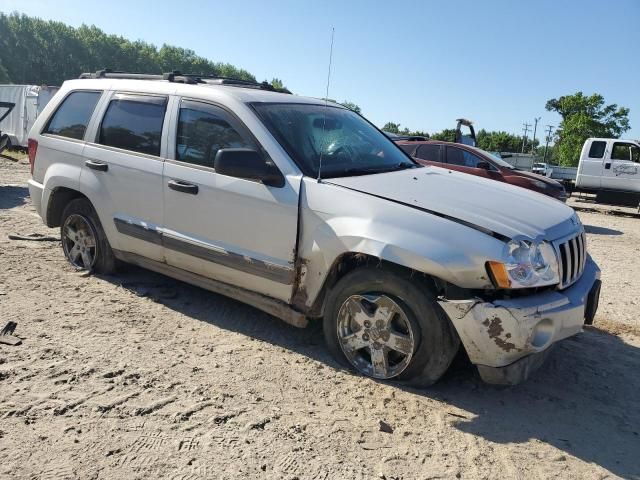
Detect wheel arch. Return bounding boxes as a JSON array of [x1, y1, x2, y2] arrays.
[[45, 187, 90, 227], [300, 251, 441, 318]]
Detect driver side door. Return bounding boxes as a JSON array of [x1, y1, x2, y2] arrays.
[[162, 98, 300, 302]]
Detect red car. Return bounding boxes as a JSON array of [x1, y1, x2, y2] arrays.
[[396, 140, 568, 201]]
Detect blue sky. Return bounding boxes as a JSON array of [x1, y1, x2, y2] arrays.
[[4, 0, 639, 139]]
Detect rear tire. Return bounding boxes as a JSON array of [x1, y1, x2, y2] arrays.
[[60, 198, 117, 274], [323, 267, 460, 387]]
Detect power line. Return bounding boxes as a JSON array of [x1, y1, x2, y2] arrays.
[[531, 117, 541, 154], [543, 125, 554, 163], [521, 123, 531, 153]]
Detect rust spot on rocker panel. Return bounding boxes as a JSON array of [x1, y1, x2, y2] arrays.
[[482, 317, 519, 352], [291, 258, 309, 310]]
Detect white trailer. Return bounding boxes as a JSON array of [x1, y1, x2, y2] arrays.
[[0, 85, 59, 148], [500, 153, 536, 171]]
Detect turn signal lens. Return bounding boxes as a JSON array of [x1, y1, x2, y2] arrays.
[[487, 261, 511, 288]]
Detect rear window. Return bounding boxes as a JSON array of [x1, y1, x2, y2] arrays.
[[588, 141, 606, 158], [98, 93, 167, 156], [43, 91, 101, 140]]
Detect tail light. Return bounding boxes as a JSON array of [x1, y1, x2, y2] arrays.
[[28, 138, 38, 175]]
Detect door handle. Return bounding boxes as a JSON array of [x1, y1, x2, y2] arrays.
[[604, 162, 611, 170], [85, 160, 108, 172], [168, 179, 198, 195]]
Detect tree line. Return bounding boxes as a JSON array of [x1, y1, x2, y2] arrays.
[[0, 12, 257, 85]]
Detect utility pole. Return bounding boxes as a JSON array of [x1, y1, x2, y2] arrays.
[[531, 117, 541, 154], [543, 125, 554, 163], [521, 123, 531, 153]]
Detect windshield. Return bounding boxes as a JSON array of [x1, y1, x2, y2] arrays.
[[252, 103, 416, 178]]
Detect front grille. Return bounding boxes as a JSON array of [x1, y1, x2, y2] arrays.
[[556, 231, 587, 289]]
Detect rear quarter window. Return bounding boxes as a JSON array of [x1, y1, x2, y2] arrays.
[[588, 141, 606, 158], [43, 91, 102, 140]]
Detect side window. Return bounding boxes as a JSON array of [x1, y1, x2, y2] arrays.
[[98, 94, 167, 156], [461, 150, 484, 168], [43, 91, 101, 140], [611, 142, 638, 162], [446, 146, 465, 166], [176, 100, 254, 168], [588, 141, 606, 158], [416, 144, 441, 162], [446, 147, 484, 168]]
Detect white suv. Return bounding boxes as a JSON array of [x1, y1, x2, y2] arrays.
[[27, 72, 601, 385]]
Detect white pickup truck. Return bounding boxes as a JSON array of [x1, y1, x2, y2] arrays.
[[27, 72, 601, 386], [575, 138, 640, 205]]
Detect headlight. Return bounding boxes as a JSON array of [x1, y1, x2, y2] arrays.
[[487, 239, 560, 289]]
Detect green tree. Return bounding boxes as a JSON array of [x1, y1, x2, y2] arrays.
[[340, 101, 361, 114], [382, 122, 401, 134], [0, 59, 9, 83], [546, 92, 631, 166], [476, 129, 535, 153], [0, 12, 257, 85], [270, 78, 285, 90], [430, 128, 456, 142]]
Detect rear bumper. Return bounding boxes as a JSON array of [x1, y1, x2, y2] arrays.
[[27, 179, 44, 219], [438, 255, 601, 384]]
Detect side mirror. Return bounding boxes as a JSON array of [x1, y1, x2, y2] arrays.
[[214, 148, 285, 188], [476, 161, 492, 170]]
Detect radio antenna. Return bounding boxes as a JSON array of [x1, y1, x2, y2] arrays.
[[317, 27, 335, 183]]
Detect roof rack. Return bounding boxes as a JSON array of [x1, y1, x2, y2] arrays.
[[79, 69, 292, 94]]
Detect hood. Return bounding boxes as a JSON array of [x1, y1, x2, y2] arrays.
[[326, 166, 577, 240], [509, 168, 563, 188]]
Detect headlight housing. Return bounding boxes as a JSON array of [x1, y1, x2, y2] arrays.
[[488, 238, 560, 289]]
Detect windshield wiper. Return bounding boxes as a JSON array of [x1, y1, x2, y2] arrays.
[[334, 162, 416, 177]]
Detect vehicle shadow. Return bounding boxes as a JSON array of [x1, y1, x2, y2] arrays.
[[101, 266, 640, 479], [0, 185, 29, 210], [583, 224, 623, 236]]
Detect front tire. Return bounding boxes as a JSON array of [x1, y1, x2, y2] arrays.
[[60, 198, 117, 274], [323, 267, 460, 387]]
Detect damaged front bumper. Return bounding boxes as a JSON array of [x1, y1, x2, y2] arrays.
[[438, 255, 601, 385]]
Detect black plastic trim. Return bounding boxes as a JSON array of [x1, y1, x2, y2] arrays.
[[113, 217, 293, 284], [114, 218, 163, 245]]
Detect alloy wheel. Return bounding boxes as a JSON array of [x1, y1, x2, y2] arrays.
[[336, 293, 416, 379], [62, 214, 97, 270]]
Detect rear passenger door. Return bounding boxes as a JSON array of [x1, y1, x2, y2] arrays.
[[162, 98, 300, 302], [81, 92, 170, 261]]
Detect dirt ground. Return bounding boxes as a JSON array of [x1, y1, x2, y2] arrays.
[[1, 155, 639, 480]]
